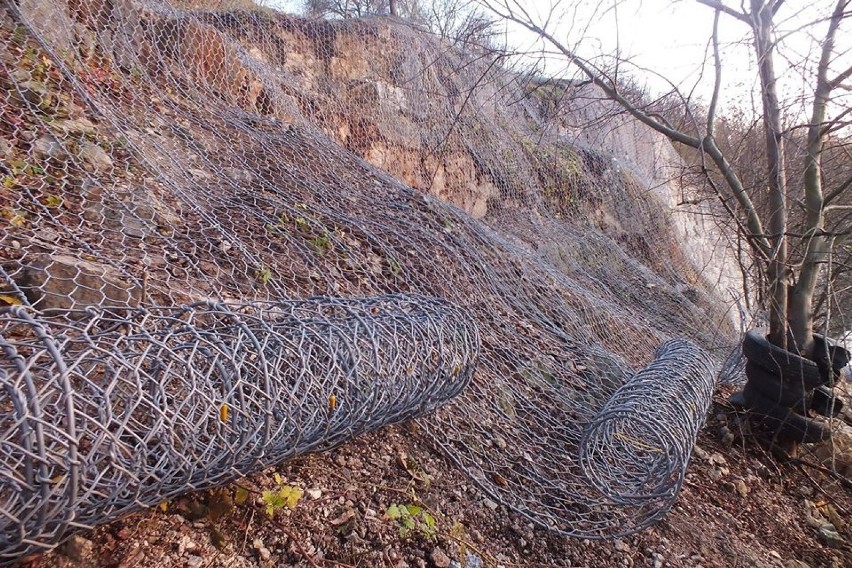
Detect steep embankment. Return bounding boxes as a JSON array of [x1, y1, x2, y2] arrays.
[[2, 1, 849, 567]]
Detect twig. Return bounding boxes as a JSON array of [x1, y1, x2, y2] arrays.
[[792, 457, 852, 491], [321, 560, 357, 568], [199, 551, 220, 568], [239, 508, 254, 557], [279, 525, 319, 568], [795, 460, 851, 518], [234, 482, 261, 495]]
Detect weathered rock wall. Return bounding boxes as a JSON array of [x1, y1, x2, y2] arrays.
[[6, 0, 741, 331]]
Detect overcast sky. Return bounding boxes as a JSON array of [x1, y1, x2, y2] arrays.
[[498, 1, 851, 118]]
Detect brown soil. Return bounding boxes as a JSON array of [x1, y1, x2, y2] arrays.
[[21, 394, 852, 568]]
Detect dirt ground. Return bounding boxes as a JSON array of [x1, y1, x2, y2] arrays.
[[19, 388, 852, 568]]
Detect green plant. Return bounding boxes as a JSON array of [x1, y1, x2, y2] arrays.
[[385, 503, 436, 539], [262, 473, 302, 517], [387, 257, 402, 275], [308, 233, 332, 254], [12, 25, 27, 45], [256, 266, 273, 285]]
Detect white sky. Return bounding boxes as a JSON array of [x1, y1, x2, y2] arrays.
[[497, 0, 852, 120]]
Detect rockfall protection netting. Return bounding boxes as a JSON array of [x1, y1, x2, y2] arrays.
[[1, 0, 738, 561]]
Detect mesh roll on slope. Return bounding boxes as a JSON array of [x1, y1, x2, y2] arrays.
[[1, 0, 734, 560]]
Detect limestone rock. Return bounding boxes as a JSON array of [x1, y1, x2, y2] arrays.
[[51, 117, 97, 136], [82, 179, 177, 238], [430, 547, 451, 568], [19, 254, 141, 314], [19, 0, 75, 53], [0, 138, 12, 159], [32, 133, 66, 161], [79, 142, 114, 172], [818, 524, 844, 549]]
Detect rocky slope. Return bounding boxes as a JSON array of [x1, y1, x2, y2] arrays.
[[0, 1, 850, 567]]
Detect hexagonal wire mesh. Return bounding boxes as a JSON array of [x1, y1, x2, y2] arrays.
[[1, 0, 735, 561], [0, 295, 478, 563]]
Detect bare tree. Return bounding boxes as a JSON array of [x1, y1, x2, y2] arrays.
[[302, 0, 497, 46], [480, 0, 852, 358], [302, 0, 421, 19]]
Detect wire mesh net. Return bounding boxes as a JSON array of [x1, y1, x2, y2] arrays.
[[0, 296, 478, 563], [1, 0, 738, 561]]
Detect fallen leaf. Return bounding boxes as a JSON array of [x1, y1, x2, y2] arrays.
[[234, 486, 249, 505], [0, 295, 22, 306]]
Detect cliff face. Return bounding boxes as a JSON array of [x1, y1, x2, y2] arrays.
[[9, 0, 740, 309], [162, 7, 742, 307]]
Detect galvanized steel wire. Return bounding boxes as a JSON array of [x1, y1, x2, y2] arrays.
[[0, 296, 479, 563], [578, 339, 716, 534], [0, 0, 733, 562]]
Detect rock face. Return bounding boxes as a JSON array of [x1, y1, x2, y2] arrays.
[[14, 1, 740, 329], [17, 0, 76, 53], [19, 254, 141, 314]]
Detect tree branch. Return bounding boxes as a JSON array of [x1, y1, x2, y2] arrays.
[[695, 0, 751, 23], [706, 10, 723, 137], [825, 173, 852, 205], [790, 0, 849, 352], [830, 64, 852, 89]]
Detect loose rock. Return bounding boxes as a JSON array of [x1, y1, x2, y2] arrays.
[[818, 524, 844, 548], [18, 253, 141, 313], [430, 547, 451, 568], [692, 445, 709, 461], [307, 488, 323, 500], [79, 141, 113, 171], [32, 133, 65, 161], [52, 117, 97, 135]]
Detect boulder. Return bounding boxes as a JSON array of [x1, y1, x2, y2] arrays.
[[78, 141, 113, 172], [19, 253, 141, 314], [18, 0, 75, 53]]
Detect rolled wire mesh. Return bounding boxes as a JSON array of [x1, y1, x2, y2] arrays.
[[1, 0, 735, 561], [0, 295, 478, 562], [578, 339, 717, 535]]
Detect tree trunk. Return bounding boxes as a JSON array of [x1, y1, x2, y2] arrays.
[[788, 0, 847, 357], [389, 0, 398, 17], [751, 0, 789, 350]]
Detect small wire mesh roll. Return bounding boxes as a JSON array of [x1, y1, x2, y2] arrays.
[[578, 339, 716, 533]]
